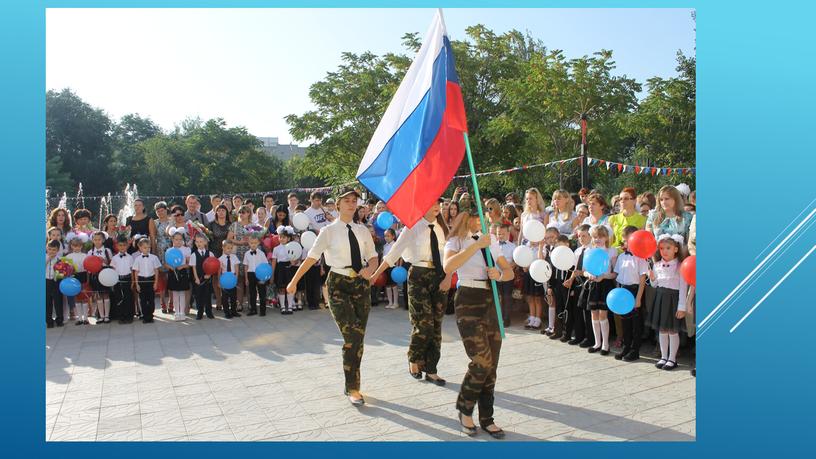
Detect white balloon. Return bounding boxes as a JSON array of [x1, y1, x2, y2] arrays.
[[292, 213, 311, 231], [98, 268, 118, 287], [523, 219, 546, 243], [529, 259, 552, 283], [78, 233, 90, 243], [300, 231, 317, 251], [66, 231, 77, 241], [550, 245, 576, 271], [512, 245, 535, 268], [286, 241, 303, 260]]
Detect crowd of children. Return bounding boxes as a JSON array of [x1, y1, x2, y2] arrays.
[[46, 184, 696, 375]]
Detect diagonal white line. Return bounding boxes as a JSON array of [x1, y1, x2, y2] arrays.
[[754, 197, 816, 260], [730, 244, 816, 333], [699, 206, 816, 329]]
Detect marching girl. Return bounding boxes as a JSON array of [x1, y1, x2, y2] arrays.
[[166, 231, 192, 321], [648, 234, 689, 371], [88, 232, 113, 323], [65, 238, 89, 325], [519, 188, 549, 330], [272, 227, 297, 314], [584, 225, 618, 355]]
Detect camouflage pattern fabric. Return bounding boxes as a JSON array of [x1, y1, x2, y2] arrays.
[[407, 266, 447, 374], [327, 271, 371, 392], [454, 286, 502, 428]]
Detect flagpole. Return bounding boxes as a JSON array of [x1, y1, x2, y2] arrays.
[[463, 133, 506, 339]]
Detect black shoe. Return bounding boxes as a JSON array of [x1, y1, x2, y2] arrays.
[[247, 310, 257, 316], [560, 334, 571, 343], [579, 339, 594, 348], [424, 374, 446, 386], [503, 319, 511, 328], [549, 332, 563, 340], [232, 312, 241, 317], [600, 348, 610, 356], [568, 338, 582, 345], [655, 359, 667, 369], [224, 314, 232, 319], [482, 425, 505, 440], [615, 348, 630, 360], [587, 346, 601, 354], [207, 314, 215, 319], [408, 363, 422, 380], [195, 316, 202, 320], [663, 360, 677, 371], [691, 368, 696, 377], [75, 320, 84, 326], [259, 311, 266, 316], [623, 350, 640, 362], [309, 306, 319, 310], [47, 323, 54, 329], [458, 412, 477, 436]]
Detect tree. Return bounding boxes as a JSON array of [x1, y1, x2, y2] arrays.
[[45, 155, 74, 193]]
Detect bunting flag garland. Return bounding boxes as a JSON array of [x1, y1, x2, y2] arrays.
[[586, 157, 695, 177], [453, 157, 582, 179]]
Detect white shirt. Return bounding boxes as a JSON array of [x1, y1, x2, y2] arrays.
[[133, 253, 161, 277], [219, 253, 240, 275], [304, 206, 330, 231], [547, 210, 577, 236], [271, 244, 291, 263], [189, 249, 213, 267], [383, 217, 445, 266], [444, 233, 503, 281], [110, 252, 134, 276], [88, 247, 112, 265], [65, 252, 87, 273], [243, 248, 268, 272], [307, 218, 377, 267], [382, 241, 395, 259], [652, 258, 689, 311], [328, 210, 339, 220], [46, 254, 57, 280], [614, 252, 650, 286], [497, 240, 516, 265], [205, 209, 216, 223], [582, 215, 615, 243]]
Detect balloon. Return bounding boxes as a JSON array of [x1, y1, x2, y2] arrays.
[[529, 259, 552, 283], [59, 277, 82, 297], [255, 263, 273, 282], [165, 248, 184, 268], [512, 245, 535, 268], [550, 246, 576, 271], [451, 272, 458, 290], [376, 211, 395, 230], [300, 231, 317, 251], [523, 219, 546, 243], [83, 255, 103, 274], [98, 268, 118, 287], [583, 248, 611, 277], [78, 233, 90, 243], [262, 237, 274, 249], [286, 241, 303, 260], [220, 272, 238, 289], [391, 266, 408, 283], [373, 273, 387, 287], [680, 255, 696, 286], [628, 230, 657, 259], [66, 231, 77, 242], [292, 213, 311, 231], [607, 288, 635, 315], [203, 256, 220, 276]]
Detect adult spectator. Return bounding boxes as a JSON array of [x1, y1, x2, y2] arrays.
[[205, 194, 222, 223], [646, 185, 694, 241], [608, 187, 647, 252], [184, 195, 208, 225], [127, 198, 157, 254]]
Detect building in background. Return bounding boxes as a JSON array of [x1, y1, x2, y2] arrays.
[[257, 136, 307, 161]]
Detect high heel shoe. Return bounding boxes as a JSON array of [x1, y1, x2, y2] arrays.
[[458, 412, 477, 436], [482, 424, 506, 440], [408, 363, 422, 380]]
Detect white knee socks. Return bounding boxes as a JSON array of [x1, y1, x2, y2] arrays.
[[77, 303, 87, 322], [668, 333, 680, 363], [591, 320, 601, 349], [98, 298, 110, 320], [548, 307, 556, 331], [659, 332, 669, 361], [600, 319, 610, 351]]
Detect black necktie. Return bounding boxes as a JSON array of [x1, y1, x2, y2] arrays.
[[428, 224, 443, 276], [250, 250, 256, 256], [624, 250, 633, 256], [120, 254, 125, 258], [576, 249, 585, 270], [227, 256, 232, 272], [142, 255, 149, 258], [472, 235, 489, 267], [348, 224, 363, 272]]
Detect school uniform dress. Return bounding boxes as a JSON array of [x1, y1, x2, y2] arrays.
[[647, 259, 688, 333], [564, 246, 589, 344], [545, 246, 573, 337], [584, 247, 618, 311], [307, 218, 377, 393], [110, 252, 135, 322], [243, 248, 269, 315], [614, 252, 650, 355], [133, 253, 161, 322], [382, 241, 395, 286], [45, 255, 63, 327], [383, 218, 448, 375], [88, 247, 113, 294], [445, 234, 505, 429], [166, 246, 191, 291], [496, 240, 516, 324], [219, 253, 241, 318], [190, 249, 215, 319]]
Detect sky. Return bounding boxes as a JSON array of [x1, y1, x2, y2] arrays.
[[46, 8, 695, 145]]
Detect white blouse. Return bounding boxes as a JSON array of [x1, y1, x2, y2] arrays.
[[444, 234, 503, 281], [652, 258, 689, 311]]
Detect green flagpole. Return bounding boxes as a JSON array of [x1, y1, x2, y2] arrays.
[[463, 133, 506, 339]]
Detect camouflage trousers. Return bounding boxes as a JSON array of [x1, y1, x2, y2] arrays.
[[454, 286, 503, 428], [407, 266, 447, 374], [327, 271, 371, 392]]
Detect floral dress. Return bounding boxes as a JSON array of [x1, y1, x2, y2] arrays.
[[154, 218, 172, 264], [229, 221, 251, 263]]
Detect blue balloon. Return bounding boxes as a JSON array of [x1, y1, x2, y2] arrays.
[[255, 263, 273, 282], [391, 266, 408, 284], [165, 248, 184, 268], [376, 211, 395, 230], [607, 288, 635, 315], [583, 248, 610, 277], [59, 277, 82, 297], [220, 272, 238, 290]]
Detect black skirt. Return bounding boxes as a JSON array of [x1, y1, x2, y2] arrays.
[[274, 261, 295, 289], [384, 267, 395, 286], [88, 273, 111, 294], [167, 267, 191, 291], [586, 278, 616, 311], [522, 270, 546, 297], [75, 272, 88, 284], [647, 286, 686, 333]]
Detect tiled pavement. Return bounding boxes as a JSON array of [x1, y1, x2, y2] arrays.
[[45, 305, 695, 442]]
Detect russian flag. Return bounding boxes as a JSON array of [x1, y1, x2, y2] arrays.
[[356, 9, 467, 227]]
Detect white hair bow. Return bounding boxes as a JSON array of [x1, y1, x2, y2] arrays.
[[658, 233, 685, 245]]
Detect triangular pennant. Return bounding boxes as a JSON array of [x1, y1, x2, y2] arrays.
[[635, 166, 640, 174], [667, 168, 672, 175], [617, 164, 623, 172], [651, 168, 657, 176]]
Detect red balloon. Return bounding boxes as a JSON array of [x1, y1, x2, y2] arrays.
[[83, 255, 103, 274], [203, 256, 221, 276], [262, 237, 274, 249], [451, 272, 459, 290], [269, 235, 280, 249], [628, 230, 657, 259], [680, 255, 696, 286]]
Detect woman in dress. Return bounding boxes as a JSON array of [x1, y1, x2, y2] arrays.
[[126, 198, 156, 254], [153, 201, 172, 313]]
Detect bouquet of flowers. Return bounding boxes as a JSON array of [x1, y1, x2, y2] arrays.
[[186, 220, 212, 241], [67, 226, 97, 252], [110, 225, 130, 241], [54, 257, 77, 280], [244, 224, 267, 239]]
